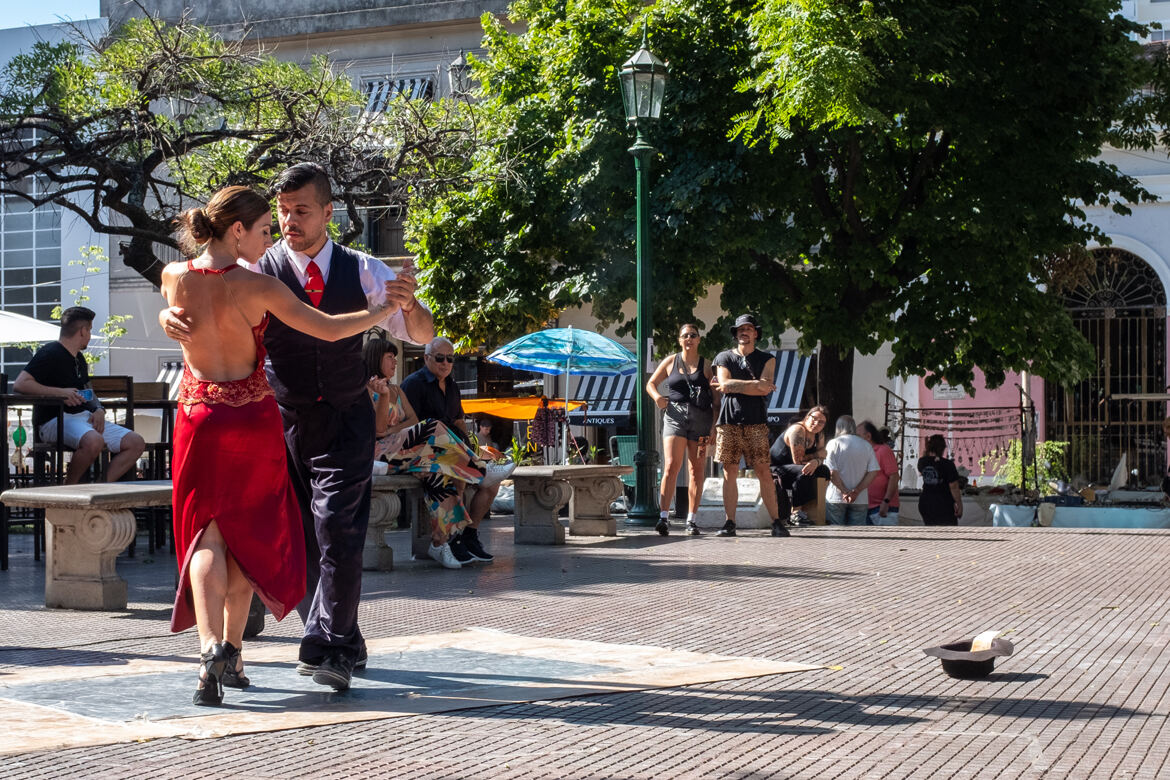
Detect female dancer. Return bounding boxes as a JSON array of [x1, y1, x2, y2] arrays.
[[164, 185, 393, 706], [364, 338, 507, 569], [917, 434, 963, 526], [645, 324, 719, 536]]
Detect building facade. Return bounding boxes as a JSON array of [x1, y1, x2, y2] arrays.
[[3, 2, 1165, 484]]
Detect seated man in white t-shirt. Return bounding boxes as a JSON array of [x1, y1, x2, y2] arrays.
[[823, 415, 880, 526]]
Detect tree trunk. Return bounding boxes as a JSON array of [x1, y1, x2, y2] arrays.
[[816, 345, 854, 428], [121, 235, 166, 288]]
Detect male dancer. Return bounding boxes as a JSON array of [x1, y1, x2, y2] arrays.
[[163, 163, 433, 689]]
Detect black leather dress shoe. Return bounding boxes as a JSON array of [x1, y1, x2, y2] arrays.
[[298, 644, 367, 676], [313, 653, 354, 690]]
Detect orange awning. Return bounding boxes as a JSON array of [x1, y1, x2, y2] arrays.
[[462, 397, 585, 420]]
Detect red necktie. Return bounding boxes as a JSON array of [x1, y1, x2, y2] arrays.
[[304, 260, 324, 307]]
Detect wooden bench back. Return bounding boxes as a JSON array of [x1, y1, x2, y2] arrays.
[[133, 381, 170, 402]]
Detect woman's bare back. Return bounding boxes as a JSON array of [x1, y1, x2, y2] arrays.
[[162, 261, 268, 383]]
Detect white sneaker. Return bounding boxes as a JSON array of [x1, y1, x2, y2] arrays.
[[481, 460, 517, 488], [427, 542, 462, 569]]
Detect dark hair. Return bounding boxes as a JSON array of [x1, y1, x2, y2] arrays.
[[858, 420, 890, 445], [678, 323, 699, 336], [925, 434, 947, 457], [59, 306, 95, 338], [806, 404, 829, 421], [363, 338, 398, 379], [176, 186, 269, 257], [270, 162, 332, 205]]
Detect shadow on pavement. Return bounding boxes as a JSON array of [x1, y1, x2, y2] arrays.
[[442, 685, 1145, 733]]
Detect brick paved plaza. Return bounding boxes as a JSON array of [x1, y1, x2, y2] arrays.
[[2, 519, 1169, 779]]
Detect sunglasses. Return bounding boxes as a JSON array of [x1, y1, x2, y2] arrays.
[[428, 354, 455, 363], [681, 333, 699, 339]]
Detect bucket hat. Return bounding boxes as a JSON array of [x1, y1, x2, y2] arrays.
[[730, 314, 762, 339]]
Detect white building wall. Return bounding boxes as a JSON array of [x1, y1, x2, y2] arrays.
[[0, 20, 113, 376]]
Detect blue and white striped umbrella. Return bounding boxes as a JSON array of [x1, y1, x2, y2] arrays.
[[486, 327, 637, 377]]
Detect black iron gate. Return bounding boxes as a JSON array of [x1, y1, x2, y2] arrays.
[[1044, 249, 1166, 485]]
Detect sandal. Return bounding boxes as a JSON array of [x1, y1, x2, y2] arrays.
[[221, 641, 251, 689], [193, 642, 226, 706]]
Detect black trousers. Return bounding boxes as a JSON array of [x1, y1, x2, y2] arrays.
[[282, 397, 375, 664], [772, 463, 831, 509]]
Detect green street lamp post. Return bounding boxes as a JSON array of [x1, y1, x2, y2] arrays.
[[618, 30, 668, 525]]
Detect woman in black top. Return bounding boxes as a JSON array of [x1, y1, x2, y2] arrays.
[[646, 324, 720, 536], [769, 406, 831, 524], [917, 434, 963, 525]]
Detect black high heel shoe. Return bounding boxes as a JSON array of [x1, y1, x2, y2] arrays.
[[193, 642, 226, 706], [221, 641, 251, 689]]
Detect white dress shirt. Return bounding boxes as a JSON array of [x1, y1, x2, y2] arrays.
[[243, 239, 423, 344]]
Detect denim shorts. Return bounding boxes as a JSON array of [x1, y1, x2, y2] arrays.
[[662, 401, 712, 442]]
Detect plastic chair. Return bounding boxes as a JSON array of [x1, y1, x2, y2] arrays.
[[608, 434, 663, 496], [609, 435, 638, 491]]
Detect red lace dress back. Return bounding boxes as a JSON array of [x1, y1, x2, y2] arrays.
[[170, 262, 306, 633]]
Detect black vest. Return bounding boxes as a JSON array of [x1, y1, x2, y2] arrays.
[[259, 241, 369, 408]]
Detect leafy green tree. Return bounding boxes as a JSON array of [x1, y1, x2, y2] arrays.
[[409, 0, 1169, 420], [51, 246, 132, 366], [0, 12, 482, 285]]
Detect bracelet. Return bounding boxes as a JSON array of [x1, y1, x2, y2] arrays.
[[882, 499, 889, 504]]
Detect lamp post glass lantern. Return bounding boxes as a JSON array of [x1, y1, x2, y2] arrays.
[[619, 30, 668, 526], [448, 50, 471, 96], [619, 41, 667, 127]]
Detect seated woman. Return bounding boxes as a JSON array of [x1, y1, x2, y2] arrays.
[[770, 405, 831, 525], [364, 338, 494, 569]]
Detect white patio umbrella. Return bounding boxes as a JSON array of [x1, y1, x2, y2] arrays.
[[0, 310, 60, 345]]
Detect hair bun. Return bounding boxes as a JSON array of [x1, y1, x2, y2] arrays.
[[188, 208, 214, 241]]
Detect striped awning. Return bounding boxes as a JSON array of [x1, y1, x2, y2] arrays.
[[156, 360, 184, 401], [561, 351, 809, 427], [364, 77, 436, 111], [767, 350, 812, 424], [566, 374, 636, 426]]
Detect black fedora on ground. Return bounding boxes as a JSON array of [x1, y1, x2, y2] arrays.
[[923, 637, 1015, 680]]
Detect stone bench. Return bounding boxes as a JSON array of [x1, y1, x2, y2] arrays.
[[366, 474, 431, 570], [367, 474, 501, 566], [0, 481, 173, 610], [510, 464, 633, 545]]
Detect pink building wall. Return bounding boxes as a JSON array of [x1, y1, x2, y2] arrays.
[[915, 370, 1045, 478]]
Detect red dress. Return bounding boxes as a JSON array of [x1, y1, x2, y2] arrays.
[[170, 263, 306, 633]]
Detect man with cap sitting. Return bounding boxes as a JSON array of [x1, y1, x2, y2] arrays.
[[710, 314, 790, 538]]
